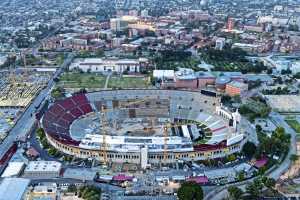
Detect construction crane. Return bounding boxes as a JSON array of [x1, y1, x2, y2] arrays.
[[100, 104, 108, 165], [163, 126, 169, 163], [98, 97, 159, 165], [97, 98, 207, 165]]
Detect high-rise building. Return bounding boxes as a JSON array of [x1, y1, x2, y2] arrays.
[[110, 18, 121, 32], [227, 18, 234, 31]]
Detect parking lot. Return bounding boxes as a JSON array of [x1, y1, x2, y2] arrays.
[[0, 108, 20, 141]]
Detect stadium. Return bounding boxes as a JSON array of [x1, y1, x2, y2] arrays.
[[41, 89, 247, 167]]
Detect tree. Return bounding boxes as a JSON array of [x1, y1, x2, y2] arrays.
[[177, 182, 203, 200], [248, 80, 262, 90], [51, 87, 65, 99], [228, 186, 243, 200], [290, 154, 298, 163], [67, 184, 77, 193], [221, 95, 232, 104], [237, 171, 245, 182], [78, 185, 101, 200], [261, 176, 276, 190], [246, 178, 263, 199], [95, 49, 104, 57], [48, 147, 58, 156], [242, 142, 257, 159], [228, 154, 236, 162], [255, 125, 262, 133], [294, 72, 300, 79], [288, 24, 299, 31], [36, 128, 45, 139]]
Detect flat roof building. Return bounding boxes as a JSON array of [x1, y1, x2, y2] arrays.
[[0, 178, 30, 200], [23, 161, 62, 179], [1, 161, 25, 178], [225, 81, 248, 97], [69, 58, 149, 73], [153, 70, 175, 80]]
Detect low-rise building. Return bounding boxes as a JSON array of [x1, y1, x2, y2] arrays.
[[172, 68, 245, 90], [23, 161, 62, 179], [28, 184, 57, 200], [1, 161, 25, 178], [232, 43, 265, 53], [215, 37, 226, 50], [225, 81, 248, 96], [0, 178, 30, 200], [70, 58, 149, 73]]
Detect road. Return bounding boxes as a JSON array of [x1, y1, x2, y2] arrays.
[[204, 112, 297, 200], [30, 177, 124, 193], [104, 73, 111, 89], [28, 123, 59, 162], [269, 112, 297, 179], [0, 53, 74, 162]]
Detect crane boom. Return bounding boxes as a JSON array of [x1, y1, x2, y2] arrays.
[[100, 105, 108, 165]]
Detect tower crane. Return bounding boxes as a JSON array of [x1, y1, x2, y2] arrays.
[[97, 98, 208, 166], [98, 97, 159, 165], [100, 104, 108, 165]]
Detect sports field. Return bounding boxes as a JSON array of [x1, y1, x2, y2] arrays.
[[58, 73, 150, 89]]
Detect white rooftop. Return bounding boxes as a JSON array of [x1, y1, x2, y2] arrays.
[[79, 134, 193, 152], [153, 70, 175, 79], [1, 162, 25, 178], [76, 58, 141, 65], [25, 161, 62, 172]]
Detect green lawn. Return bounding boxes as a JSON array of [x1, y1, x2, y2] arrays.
[[58, 73, 106, 88], [108, 76, 150, 89], [285, 117, 300, 133]]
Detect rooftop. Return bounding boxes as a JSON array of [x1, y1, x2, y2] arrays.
[[0, 178, 30, 200], [1, 162, 25, 178], [227, 81, 248, 89], [25, 161, 62, 172]]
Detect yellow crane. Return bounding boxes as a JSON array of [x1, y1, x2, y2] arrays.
[[98, 97, 158, 165], [98, 98, 204, 165], [99, 104, 108, 165]]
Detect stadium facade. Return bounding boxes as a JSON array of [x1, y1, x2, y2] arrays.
[[41, 89, 248, 167]]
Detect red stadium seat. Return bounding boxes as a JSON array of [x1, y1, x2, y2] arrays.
[[42, 94, 92, 147]]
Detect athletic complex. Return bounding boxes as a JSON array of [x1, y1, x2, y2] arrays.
[[41, 89, 249, 168]]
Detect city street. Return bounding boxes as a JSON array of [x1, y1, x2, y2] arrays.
[[204, 112, 297, 200], [0, 53, 74, 164]]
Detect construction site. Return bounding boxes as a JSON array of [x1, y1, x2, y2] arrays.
[[41, 89, 248, 169], [0, 71, 51, 107], [0, 53, 54, 142]]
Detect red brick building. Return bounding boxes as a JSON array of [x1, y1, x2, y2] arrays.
[[225, 81, 248, 97]]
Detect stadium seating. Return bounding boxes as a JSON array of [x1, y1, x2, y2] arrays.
[[42, 94, 93, 146]]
